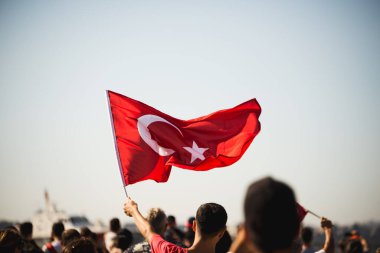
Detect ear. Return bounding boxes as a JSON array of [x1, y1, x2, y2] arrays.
[[236, 222, 254, 245], [192, 220, 197, 232], [217, 228, 226, 240]]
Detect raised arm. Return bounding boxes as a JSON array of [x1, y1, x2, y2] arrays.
[[123, 197, 155, 242], [320, 217, 334, 253]]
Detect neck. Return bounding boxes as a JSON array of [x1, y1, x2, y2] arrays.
[[52, 236, 61, 242], [188, 234, 218, 253]]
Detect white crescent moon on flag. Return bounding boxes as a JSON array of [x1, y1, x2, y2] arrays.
[[137, 114, 183, 156]]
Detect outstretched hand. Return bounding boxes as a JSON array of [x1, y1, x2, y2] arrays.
[[321, 217, 333, 229], [123, 197, 138, 217]]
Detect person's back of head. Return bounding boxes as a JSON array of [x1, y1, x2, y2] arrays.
[[167, 215, 176, 227], [0, 229, 23, 253], [186, 217, 195, 232], [62, 229, 81, 247], [244, 177, 299, 253], [196, 203, 227, 238], [80, 227, 92, 238], [110, 218, 121, 233], [52, 222, 65, 240], [62, 238, 96, 253], [80, 227, 99, 244], [301, 227, 313, 246], [111, 235, 130, 252], [20, 222, 33, 239], [146, 208, 167, 236], [117, 229, 133, 248]]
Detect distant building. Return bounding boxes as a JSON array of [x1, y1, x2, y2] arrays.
[[31, 190, 106, 239]]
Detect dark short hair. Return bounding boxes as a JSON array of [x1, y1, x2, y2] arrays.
[[62, 238, 96, 253], [80, 227, 92, 238], [118, 229, 133, 248], [110, 218, 121, 232], [301, 227, 313, 244], [167, 215, 176, 224], [20, 222, 33, 237], [52, 222, 65, 238], [244, 177, 299, 253], [196, 203, 227, 237], [62, 229, 81, 247], [111, 235, 131, 251]]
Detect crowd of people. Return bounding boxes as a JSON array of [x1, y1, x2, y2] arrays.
[[1, 177, 377, 253]]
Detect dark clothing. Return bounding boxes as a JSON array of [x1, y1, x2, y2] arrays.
[[164, 228, 185, 246], [22, 239, 43, 253]]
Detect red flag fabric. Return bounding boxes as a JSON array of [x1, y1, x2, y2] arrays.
[[296, 202, 308, 222], [107, 90, 261, 186]]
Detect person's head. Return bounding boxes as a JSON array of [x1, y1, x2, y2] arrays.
[[117, 229, 133, 248], [109, 218, 121, 233], [110, 235, 130, 253], [80, 227, 92, 238], [19, 222, 33, 239], [0, 229, 23, 253], [301, 227, 313, 245], [52, 222, 65, 240], [167, 215, 176, 227], [146, 208, 167, 236], [62, 229, 81, 247], [62, 238, 96, 253], [244, 177, 299, 253], [195, 203, 227, 240], [186, 217, 196, 231]]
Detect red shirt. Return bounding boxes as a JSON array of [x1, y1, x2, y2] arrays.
[[149, 234, 188, 253]]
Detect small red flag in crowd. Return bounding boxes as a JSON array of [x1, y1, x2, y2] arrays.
[[107, 90, 261, 186]]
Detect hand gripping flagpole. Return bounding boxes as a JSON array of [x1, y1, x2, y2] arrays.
[[106, 91, 129, 198]]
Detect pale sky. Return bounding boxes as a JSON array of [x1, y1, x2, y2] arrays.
[[0, 1, 379, 227]]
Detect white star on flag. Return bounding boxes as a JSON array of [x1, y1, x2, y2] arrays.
[[183, 141, 209, 163]]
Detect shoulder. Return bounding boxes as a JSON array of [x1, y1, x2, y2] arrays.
[[149, 235, 187, 253], [42, 242, 60, 253]]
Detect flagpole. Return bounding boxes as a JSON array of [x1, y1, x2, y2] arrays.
[[107, 90, 129, 198], [307, 210, 321, 219], [123, 186, 129, 198]]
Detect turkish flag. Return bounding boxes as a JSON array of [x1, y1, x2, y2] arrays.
[[107, 90, 261, 186]]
